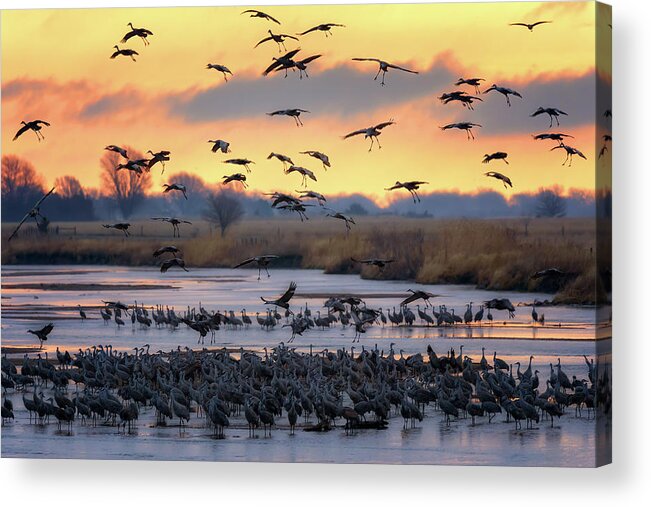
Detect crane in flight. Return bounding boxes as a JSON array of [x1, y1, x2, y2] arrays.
[[27, 323, 54, 349], [531, 107, 568, 127], [241, 9, 281, 24], [484, 84, 523, 107], [151, 217, 192, 237], [482, 152, 509, 164], [121, 22, 153, 46], [276, 202, 312, 222], [343, 120, 395, 151], [160, 257, 189, 273], [267, 108, 310, 126], [7, 187, 56, 241], [401, 289, 436, 308], [223, 158, 255, 172], [207, 63, 233, 82], [285, 165, 317, 187], [162, 183, 188, 200], [296, 190, 326, 206], [105, 145, 128, 158], [254, 30, 298, 52], [153, 245, 180, 258], [265, 191, 302, 208], [267, 152, 294, 168], [439, 90, 483, 110], [261, 281, 297, 311], [385, 181, 428, 203], [532, 132, 574, 144], [110, 45, 138, 61], [298, 23, 345, 37], [262, 49, 301, 76], [351, 58, 418, 86], [13, 120, 51, 142], [209, 139, 231, 154], [550, 144, 587, 166], [222, 173, 248, 188], [233, 255, 280, 280], [440, 122, 482, 140], [509, 20, 552, 31], [102, 223, 131, 236], [147, 150, 170, 173], [325, 210, 356, 231], [301, 150, 330, 169], [351, 258, 395, 270], [484, 171, 513, 189], [455, 77, 485, 94]]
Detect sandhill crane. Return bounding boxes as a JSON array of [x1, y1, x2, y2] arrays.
[[533, 132, 574, 144], [261, 281, 297, 311], [296, 189, 326, 205], [13, 120, 51, 141], [267, 108, 310, 126], [385, 180, 428, 203], [27, 323, 54, 349], [241, 9, 280, 24], [301, 150, 330, 169], [532, 303, 539, 324], [223, 158, 254, 172], [262, 49, 301, 76], [121, 22, 153, 46], [455, 77, 485, 94], [115, 159, 146, 175], [255, 30, 298, 52], [7, 187, 56, 241], [293, 54, 322, 79], [485, 298, 516, 318], [78, 305, 87, 321], [163, 183, 187, 200], [325, 211, 355, 231], [510, 20, 552, 31], [484, 171, 512, 189], [531, 107, 567, 127], [350, 258, 395, 270], [102, 223, 131, 236], [401, 289, 436, 307], [440, 122, 482, 140], [298, 23, 345, 37], [222, 173, 248, 188], [484, 84, 523, 106], [343, 121, 395, 151], [233, 255, 280, 280], [209, 139, 231, 153], [151, 217, 192, 237], [267, 152, 294, 168], [482, 152, 509, 164], [110, 45, 138, 61], [551, 144, 587, 166], [285, 165, 317, 187], [147, 150, 170, 173], [153, 246, 180, 260], [265, 191, 301, 208], [351, 58, 418, 86], [206, 63, 233, 81], [105, 145, 128, 158], [159, 257, 189, 273], [439, 90, 483, 110], [276, 202, 312, 222]]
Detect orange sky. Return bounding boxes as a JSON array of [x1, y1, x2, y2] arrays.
[[1, 2, 611, 205]]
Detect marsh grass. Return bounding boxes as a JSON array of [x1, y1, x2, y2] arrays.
[[2, 216, 604, 303]]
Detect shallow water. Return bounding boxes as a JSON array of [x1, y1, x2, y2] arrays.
[[1, 265, 611, 466]]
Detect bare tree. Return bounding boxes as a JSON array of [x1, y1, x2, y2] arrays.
[[54, 175, 85, 198], [2, 154, 46, 221], [535, 188, 567, 218], [203, 190, 244, 237], [99, 147, 151, 219]]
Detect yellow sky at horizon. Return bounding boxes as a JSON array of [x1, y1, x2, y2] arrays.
[[1, 2, 610, 204]]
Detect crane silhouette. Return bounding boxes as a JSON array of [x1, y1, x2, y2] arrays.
[[484, 84, 523, 106], [13, 120, 50, 142], [510, 20, 552, 31], [343, 121, 395, 151], [110, 45, 138, 61], [351, 58, 418, 86], [484, 171, 513, 189], [7, 187, 56, 241]]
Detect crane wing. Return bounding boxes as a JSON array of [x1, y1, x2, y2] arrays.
[[386, 63, 418, 74], [12, 124, 30, 141], [299, 54, 321, 65], [343, 128, 366, 139], [351, 57, 381, 63], [374, 121, 395, 130], [278, 281, 297, 304], [254, 36, 273, 48]]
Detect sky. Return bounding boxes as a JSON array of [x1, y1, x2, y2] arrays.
[[1, 2, 611, 206]]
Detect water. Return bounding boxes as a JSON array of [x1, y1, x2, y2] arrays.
[[1, 265, 611, 466]]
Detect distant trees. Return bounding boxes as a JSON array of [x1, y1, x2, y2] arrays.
[[346, 202, 369, 216], [1, 155, 46, 220], [535, 188, 567, 217], [50, 175, 96, 221], [203, 190, 244, 237], [99, 148, 151, 219]]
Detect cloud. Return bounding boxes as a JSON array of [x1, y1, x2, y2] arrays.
[[78, 89, 142, 119], [166, 59, 455, 122]]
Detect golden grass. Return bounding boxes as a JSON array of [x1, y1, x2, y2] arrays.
[[2, 216, 605, 303]]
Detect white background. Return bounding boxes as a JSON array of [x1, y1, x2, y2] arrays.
[[1, 0, 649, 504]]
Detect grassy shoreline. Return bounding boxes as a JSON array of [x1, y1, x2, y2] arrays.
[[2, 217, 606, 305]]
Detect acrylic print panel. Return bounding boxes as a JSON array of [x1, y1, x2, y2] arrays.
[[0, 1, 611, 467]]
